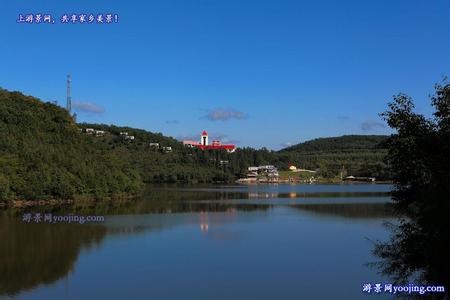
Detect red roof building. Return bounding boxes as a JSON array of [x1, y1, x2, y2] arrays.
[[183, 131, 236, 153]]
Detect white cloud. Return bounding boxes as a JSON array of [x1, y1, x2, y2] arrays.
[[72, 101, 105, 114], [361, 120, 385, 131], [203, 108, 247, 121]]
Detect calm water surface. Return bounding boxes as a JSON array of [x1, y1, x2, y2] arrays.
[[0, 184, 395, 300]]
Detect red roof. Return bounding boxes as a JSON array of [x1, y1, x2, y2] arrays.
[[196, 145, 235, 150], [202, 130, 208, 136]]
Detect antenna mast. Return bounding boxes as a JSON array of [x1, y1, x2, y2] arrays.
[[66, 74, 72, 112]]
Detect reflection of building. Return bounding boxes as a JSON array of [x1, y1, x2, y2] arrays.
[[183, 131, 236, 153], [199, 211, 209, 232], [198, 209, 237, 232], [200, 223, 209, 232], [248, 192, 279, 198]]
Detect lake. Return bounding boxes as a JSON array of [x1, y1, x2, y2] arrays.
[[0, 184, 395, 300]]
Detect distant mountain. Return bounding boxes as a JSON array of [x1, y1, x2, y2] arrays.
[[279, 135, 389, 153], [276, 135, 390, 179]]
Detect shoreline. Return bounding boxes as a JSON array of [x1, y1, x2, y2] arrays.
[[236, 179, 393, 185], [0, 194, 137, 210], [0, 182, 393, 210]]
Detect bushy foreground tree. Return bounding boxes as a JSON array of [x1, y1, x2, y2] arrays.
[[374, 80, 450, 294]]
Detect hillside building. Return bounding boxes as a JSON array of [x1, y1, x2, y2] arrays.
[[183, 131, 236, 153]]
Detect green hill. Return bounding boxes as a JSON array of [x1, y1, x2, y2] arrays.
[[280, 135, 388, 153], [276, 135, 390, 179], [0, 89, 143, 203], [73, 123, 235, 184], [0, 88, 274, 204], [0, 88, 392, 204]]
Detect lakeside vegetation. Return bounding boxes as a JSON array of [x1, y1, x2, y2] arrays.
[[373, 81, 450, 294], [0, 88, 390, 204]]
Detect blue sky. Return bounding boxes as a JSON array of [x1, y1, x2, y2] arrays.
[[1, 0, 449, 149]]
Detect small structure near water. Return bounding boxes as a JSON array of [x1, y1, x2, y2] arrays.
[[237, 165, 279, 183], [344, 176, 376, 182]]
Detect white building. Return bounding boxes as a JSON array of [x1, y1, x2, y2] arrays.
[[201, 130, 208, 146], [246, 165, 279, 180], [162, 146, 172, 153]]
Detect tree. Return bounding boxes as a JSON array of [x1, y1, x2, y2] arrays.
[[0, 174, 10, 201], [373, 81, 450, 294]]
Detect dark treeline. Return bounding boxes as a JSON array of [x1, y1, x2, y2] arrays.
[[0, 88, 389, 203]]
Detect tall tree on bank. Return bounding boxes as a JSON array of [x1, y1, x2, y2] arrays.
[[374, 80, 450, 293]]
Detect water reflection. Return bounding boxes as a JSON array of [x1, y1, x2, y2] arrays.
[[0, 184, 395, 299], [0, 218, 107, 296], [292, 203, 395, 219]]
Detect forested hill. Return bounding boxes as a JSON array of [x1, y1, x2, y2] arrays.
[[280, 135, 388, 153], [276, 135, 390, 178], [0, 88, 391, 203], [0, 89, 143, 202], [0, 88, 273, 203]]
